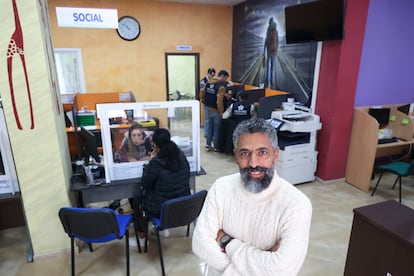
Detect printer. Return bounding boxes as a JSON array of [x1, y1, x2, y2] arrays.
[[270, 105, 322, 185]]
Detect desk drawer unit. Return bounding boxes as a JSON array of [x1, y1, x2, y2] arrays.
[[276, 146, 318, 184]]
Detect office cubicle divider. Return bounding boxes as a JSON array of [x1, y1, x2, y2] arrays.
[[97, 100, 200, 183]]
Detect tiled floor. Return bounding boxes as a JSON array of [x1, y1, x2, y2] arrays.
[[1, 142, 414, 275]]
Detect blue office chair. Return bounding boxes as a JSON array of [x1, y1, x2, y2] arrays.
[[58, 207, 133, 276], [371, 158, 414, 203], [143, 190, 208, 276]]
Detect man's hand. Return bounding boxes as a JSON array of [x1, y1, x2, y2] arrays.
[[269, 239, 281, 252], [216, 229, 226, 244]]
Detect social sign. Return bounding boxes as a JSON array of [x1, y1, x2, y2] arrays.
[[56, 7, 118, 29]]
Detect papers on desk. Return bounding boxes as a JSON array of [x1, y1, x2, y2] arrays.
[[271, 110, 322, 132], [171, 136, 191, 147], [282, 112, 312, 120], [112, 162, 145, 180], [82, 125, 98, 130]]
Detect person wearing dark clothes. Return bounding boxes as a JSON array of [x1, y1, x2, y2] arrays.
[[223, 88, 236, 110], [200, 68, 216, 143], [114, 124, 152, 162], [199, 69, 229, 151], [222, 91, 256, 124], [219, 92, 256, 154], [264, 17, 279, 89], [200, 67, 216, 90], [133, 128, 191, 246]]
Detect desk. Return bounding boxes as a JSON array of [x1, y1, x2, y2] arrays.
[[344, 200, 414, 275], [72, 179, 140, 207], [345, 106, 414, 192], [64, 91, 136, 157], [71, 170, 202, 207]]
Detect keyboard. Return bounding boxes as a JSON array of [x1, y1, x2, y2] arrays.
[[378, 137, 398, 144]]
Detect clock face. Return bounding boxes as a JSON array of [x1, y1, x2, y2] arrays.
[[117, 16, 140, 41]]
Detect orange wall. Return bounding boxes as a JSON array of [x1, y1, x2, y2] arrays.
[[47, 0, 233, 101]]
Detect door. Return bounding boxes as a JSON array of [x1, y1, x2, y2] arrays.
[[165, 53, 200, 101]]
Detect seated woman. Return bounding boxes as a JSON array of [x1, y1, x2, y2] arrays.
[[133, 128, 191, 246], [114, 123, 152, 162]]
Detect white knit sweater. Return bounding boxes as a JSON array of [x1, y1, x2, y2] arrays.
[[192, 171, 312, 276]]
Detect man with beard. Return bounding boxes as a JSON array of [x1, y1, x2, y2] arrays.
[[192, 118, 312, 276]]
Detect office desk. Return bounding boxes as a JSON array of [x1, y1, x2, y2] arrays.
[[72, 179, 140, 207], [345, 107, 414, 192], [71, 170, 202, 207], [344, 200, 414, 275]]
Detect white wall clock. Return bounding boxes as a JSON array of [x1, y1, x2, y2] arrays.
[[117, 16, 140, 41]]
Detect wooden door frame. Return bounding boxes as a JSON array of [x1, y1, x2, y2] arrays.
[[165, 52, 200, 101]]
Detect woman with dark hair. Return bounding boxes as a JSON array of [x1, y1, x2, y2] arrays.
[[134, 128, 191, 246]]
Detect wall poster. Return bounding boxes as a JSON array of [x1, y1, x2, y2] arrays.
[[232, 0, 317, 106]]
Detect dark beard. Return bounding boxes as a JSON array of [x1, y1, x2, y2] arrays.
[[239, 163, 275, 193]]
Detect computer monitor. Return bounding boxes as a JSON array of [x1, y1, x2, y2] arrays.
[[397, 104, 410, 115], [246, 88, 265, 104], [64, 112, 72, 127], [258, 94, 290, 119], [80, 126, 100, 164], [228, 84, 244, 97], [368, 108, 391, 126]]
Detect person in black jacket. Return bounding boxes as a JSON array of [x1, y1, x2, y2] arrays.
[[133, 128, 191, 246], [222, 91, 256, 124]]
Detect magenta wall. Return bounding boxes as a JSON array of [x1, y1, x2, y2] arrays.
[[316, 0, 414, 181], [315, 0, 370, 180]]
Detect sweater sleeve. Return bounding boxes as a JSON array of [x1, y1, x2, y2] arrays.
[[250, 104, 257, 119], [222, 104, 233, 119], [199, 86, 206, 103], [193, 176, 312, 276], [216, 86, 226, 114], [225, 195, 312, 276], [192, 183, 232, 273]]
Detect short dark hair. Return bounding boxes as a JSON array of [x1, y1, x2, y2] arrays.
[[239, 91, 249, 101], [233, 118, 278, 149], [208, 68, 216, 74], [218, 70, 229, 77], [152, 128, 171, 149], [153, 128, 183, 171]]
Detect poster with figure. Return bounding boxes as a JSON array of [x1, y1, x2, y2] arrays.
[[232, 0, 317, 107]]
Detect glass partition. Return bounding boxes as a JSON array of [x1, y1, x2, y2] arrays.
[[98, 100, 200, 183]]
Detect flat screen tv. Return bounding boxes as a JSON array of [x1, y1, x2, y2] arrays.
[[397, 104, 410, 115], [285, 0, 345, 44]]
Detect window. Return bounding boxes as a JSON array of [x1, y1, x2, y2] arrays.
[[54, 48, 86, 94]]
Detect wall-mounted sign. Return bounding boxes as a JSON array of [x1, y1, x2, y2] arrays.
[[176, 44, 193, 51], [56, 7, 118, 28]]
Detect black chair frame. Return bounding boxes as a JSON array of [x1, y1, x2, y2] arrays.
[[143, 190, 208, 276], [59, 207, 133, 276]]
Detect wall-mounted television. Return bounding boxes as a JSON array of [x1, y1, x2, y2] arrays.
[[285, 0, 345, 44]]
